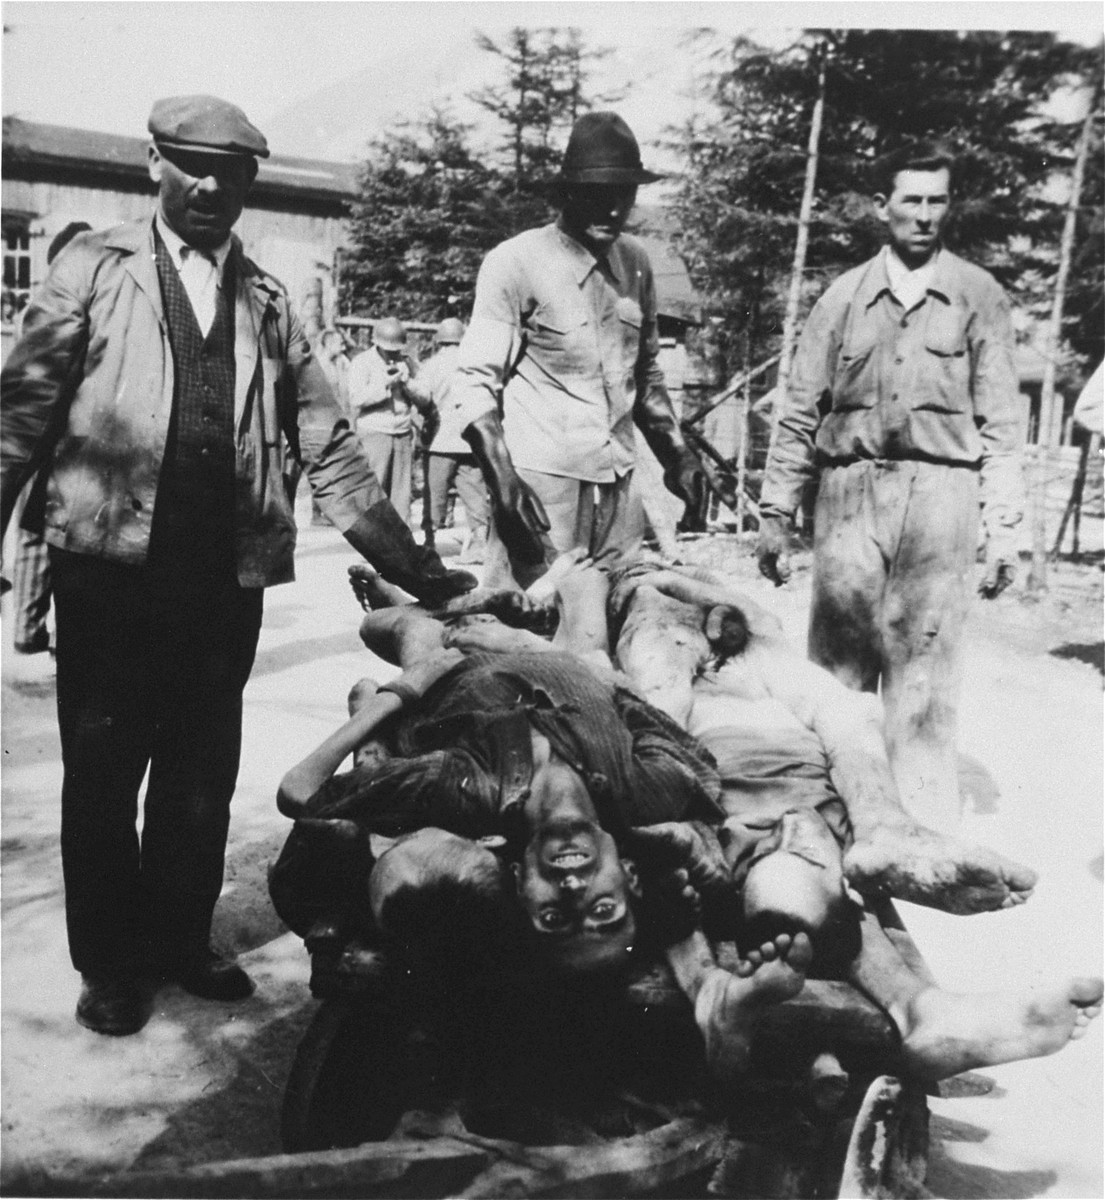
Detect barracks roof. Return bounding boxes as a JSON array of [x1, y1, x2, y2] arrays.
[[1, 116, 359, 211]]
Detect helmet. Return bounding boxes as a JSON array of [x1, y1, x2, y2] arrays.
[[436, 318, 466, 345], [374, 317, 407, 351]]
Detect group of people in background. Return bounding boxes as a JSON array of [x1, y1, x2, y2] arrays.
[[321, 314, 490, 564]]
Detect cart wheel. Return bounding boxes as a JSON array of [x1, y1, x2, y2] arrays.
[[837, 1074, 930, 1199], [281, 997, 411, 1153]]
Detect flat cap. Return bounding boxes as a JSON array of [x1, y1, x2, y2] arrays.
[[148, 95, 270, 158]]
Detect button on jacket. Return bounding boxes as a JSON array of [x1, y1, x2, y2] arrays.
[[760, 249, 1024, 533], [447, 221, 667, 483], [1, 217, 389, 588]]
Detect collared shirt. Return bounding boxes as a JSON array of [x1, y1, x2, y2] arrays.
[[154, 211, 231, 337], [760, 248, 1024, 529], [446, 221, 667, 483], [883, 245, 936, 312], [347, 346, 417, 438]]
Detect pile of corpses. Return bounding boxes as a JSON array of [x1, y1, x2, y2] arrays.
[[261, 555, 1100, 1200]]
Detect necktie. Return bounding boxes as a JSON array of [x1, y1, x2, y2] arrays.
[[179, 246, 219, 336]]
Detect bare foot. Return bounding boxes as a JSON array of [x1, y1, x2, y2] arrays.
[[525, 548, 591, 606], [901, 976, 1103, 1082], [844, 826, 1038, 915], [349, 564, 416, 612], [443, 616, 551, 656], [695, 932, 812, 1081]]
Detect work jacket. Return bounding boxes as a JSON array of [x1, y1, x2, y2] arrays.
[[1, 217, 388, 587], [760, 249, 1024, 535]]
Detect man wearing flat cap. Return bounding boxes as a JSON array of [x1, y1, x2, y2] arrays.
[[0, 95, 474, 1037], [447, 111, 707, 587]]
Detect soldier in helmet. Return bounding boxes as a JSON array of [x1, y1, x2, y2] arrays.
[[348, 316, 433, 526], [409, 318, 491, 563]]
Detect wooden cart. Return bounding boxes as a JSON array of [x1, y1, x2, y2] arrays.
[[272, 933, 932, 1199]]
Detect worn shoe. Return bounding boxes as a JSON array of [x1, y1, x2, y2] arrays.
[[76, 974, 147, 1036], [171, 948, 255, 1001]]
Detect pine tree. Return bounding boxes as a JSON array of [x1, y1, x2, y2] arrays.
[[670, 29, 1103, 379], [341, 109, 508, 320]]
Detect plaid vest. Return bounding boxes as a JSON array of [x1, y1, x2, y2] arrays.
[[147, 231, 238, 590]]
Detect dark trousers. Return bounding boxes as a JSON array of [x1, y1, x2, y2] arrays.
[[53, 573, 263, 975]]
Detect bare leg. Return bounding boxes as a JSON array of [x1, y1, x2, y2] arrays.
[[849, 906, 1103, 1082], [347, 677, 391, 770], [550, 558, 612, 665], [614, 584, 707, 726], [666, 928, 812, 1081], [358, 599, 446, 669]]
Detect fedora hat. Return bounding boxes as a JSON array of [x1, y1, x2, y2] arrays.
[[558, 112, 663, 185]]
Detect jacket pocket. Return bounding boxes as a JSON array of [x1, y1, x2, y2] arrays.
[[918, 305, 970, 413], [526, 303, 589, 371], [615, 296, 643, 363], [832, 327, 878, 410]]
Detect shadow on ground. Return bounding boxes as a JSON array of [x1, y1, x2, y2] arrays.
[[1050, 641, 1105, 675]]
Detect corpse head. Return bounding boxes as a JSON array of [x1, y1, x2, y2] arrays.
[[369, 828, 522, 975], [739, 808, 859, 969], [514, 756, 642, 978]]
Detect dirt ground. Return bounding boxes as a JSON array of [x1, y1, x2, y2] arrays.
[[1, 510, 1102, 1198]]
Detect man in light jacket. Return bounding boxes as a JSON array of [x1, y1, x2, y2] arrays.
[[0, 95, 474, 1037]]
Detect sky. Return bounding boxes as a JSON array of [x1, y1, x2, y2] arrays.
[[2, 1, 1102, 164]]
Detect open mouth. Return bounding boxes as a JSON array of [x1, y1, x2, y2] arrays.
[[550, 849, 591, 868]]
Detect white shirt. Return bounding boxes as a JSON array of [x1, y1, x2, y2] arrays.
[[883, 244, 939, 313], [155, 212, 231, 337]]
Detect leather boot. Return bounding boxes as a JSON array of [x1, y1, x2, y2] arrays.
[[345, 500, 477, 608], [76, 974, 147, 1036]]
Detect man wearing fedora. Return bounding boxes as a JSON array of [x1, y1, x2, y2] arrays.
[[448, 111, 707, 587], [0, 96, 474, 1036]]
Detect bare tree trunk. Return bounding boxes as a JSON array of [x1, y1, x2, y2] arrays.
[[736, 330, 751, 530], [1026, 85, 1098, 594], [772, 44, 827, 431]]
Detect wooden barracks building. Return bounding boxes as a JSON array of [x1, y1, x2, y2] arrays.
[[1, 115, 703, 365], [1, 116, 357, 360]]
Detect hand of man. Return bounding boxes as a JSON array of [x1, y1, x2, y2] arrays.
[[665, 449, 708, 533], [978, 545, 1017, 599], [419, 403, 440, 448], [756, 515, 793, 586], [494, 470, 551, 565], [463, 411, 550, 566]]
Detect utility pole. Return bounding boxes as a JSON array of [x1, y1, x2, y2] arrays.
[[1026, 81, 1099, 594], [772, 40, 827, 431]]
